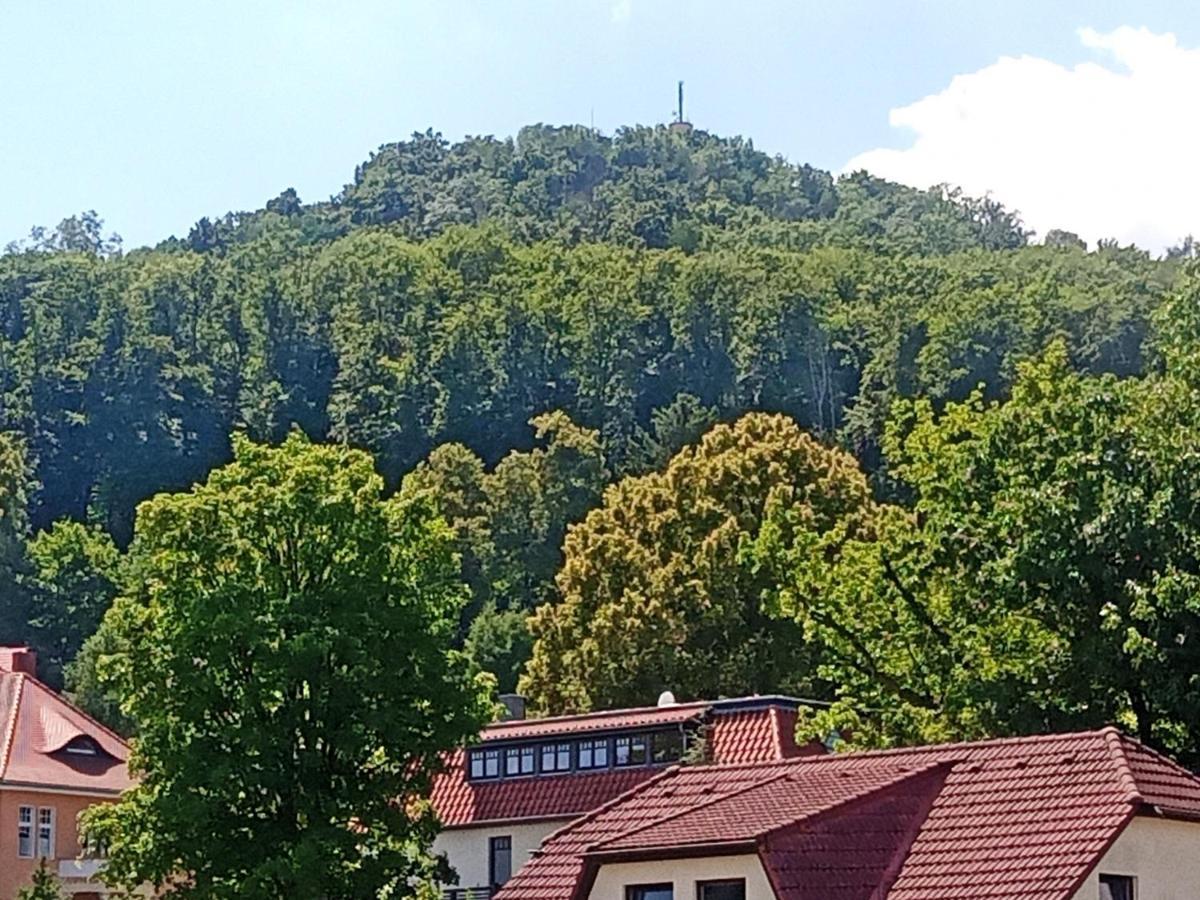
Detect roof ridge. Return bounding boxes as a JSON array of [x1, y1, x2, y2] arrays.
[[590, 768, 794, 851], [762, 759, 949, 835], [484, 702, 711, 734], [537, 765, 684, 849], [0, 672, 26, 782], [22, 671, 131, 751], [1102, 726, 1144, 805], [683, 727, 1117, 773]]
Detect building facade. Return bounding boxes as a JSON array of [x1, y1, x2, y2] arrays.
[[0, 647, 132, 899], [431, 695, 823, 898]]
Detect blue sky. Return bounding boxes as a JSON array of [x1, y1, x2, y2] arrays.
[[3, 1, 1199, 250]]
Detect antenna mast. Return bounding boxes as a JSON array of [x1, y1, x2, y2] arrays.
[[670, 81, 693, 134]]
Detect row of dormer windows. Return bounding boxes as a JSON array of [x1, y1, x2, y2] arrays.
[[467, 730, 685, 780]]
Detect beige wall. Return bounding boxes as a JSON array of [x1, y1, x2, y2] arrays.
[[1070, 815, 1200, 900], [434, 819, 573, 890], [587, 854, 775, 900]]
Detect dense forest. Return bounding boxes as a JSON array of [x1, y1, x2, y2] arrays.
[[4, 123, 1200, 763]]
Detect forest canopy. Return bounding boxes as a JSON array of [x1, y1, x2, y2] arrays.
[[3, 122, 1198, 762]]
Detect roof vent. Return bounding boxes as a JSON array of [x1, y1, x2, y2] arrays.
[[657, 690, 678, 707]]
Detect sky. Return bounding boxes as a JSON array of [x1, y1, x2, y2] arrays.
[[3, 1, 1200, 252]]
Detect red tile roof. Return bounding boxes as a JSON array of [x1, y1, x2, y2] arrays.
[[495, 728, 1200, 900], [482, 703, 709, 743], [432, 697, 814, 828], [0, 670, 132, 794]]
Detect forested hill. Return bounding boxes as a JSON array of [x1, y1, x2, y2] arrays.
[[169, 125, 1032, 256], [0, 122, 1188, 730]]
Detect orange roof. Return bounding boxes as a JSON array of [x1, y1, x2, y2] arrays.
[[432, 696, 820, 828], [496, 728, 1200, 900], [0, 669, 132, 794]]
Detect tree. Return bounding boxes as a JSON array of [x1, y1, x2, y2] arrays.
[[23, 520, 120, 688], [768, 340, 1200, 763], [0, 433, 32, 641], [17, 860, 65, 900], [520, 413, 877, 714], [81, 433, 494, 898]]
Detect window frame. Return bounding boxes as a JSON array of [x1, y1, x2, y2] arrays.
[[696, 879, 746, 900], [625, 883, 674, 900], [615, 734, 649, 767], [540, 741, 572, 774], [17, 805, 34, 859], [37, 806, 54, 859], [1099, 874, 1136, 900], [488, 834, 513, 888], [578, 737, 610, 770]]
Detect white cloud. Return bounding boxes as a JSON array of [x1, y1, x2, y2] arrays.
[[611, 0, 632, 24], [844, 27, 1200, 252]]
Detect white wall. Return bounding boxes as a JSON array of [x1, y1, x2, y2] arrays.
[[587, 854, 775, 900], [1070, 816, 1200, 900], [434, 820, 573, 890]]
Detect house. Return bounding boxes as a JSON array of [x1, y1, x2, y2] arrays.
[[494, 727, 1200, 900], [431, 695, 825, 898], [0, 647, 132, 900]]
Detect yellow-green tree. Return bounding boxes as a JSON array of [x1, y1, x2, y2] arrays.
[[520, 412, 877, 714]]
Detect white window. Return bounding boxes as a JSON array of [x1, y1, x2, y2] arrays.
[[37, 807, 54, 858], [541, 742, 571, 773], [17, 806, 33, 858], [578, 738, 609, 769]]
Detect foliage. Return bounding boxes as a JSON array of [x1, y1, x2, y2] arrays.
[[520, 412, 878, 714], [80, 433, 494, 898], [16, 859, 65, 900], [760, 336, 1200, 764], [21, 520, 120, 688]]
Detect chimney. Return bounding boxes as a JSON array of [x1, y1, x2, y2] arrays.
[[498, 694, 526, 722], [0, 646, 38, 677]]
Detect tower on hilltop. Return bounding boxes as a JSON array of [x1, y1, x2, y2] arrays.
[[670, 80, 693, 134]]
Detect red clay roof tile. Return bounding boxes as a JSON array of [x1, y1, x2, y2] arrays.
[[495, 729, 1200, 900], [0, 671, 132, 794]]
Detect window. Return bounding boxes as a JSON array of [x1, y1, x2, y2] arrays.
[[489, 835, 512, 888], [698, 881, 745, 900], [615, 734, 648, 767], [17, 806, 33, 858], [470, 748, 501, 779], [652, 730, 684, 764], [505, 746, 535, 776], [64, 736, 99, 756], [578, 738, 609, 770], [1099, 875, 1135, 900], [37, 807, 54, 858], [541, 742, 572, 773], [626, 884, 673, 900]]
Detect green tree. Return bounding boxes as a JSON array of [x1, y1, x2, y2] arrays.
[[81, 433, 493, 898], [520, 412, 877, 714], [17, 859, 65, 900], [767, 339, 1200, 763], [0, 432, 32, 641], [23, 519, 121, 688]]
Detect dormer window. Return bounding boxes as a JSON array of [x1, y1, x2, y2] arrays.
[[64, 736, 101, 756]]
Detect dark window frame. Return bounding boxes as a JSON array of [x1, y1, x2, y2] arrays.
[[696, 880, 746, 900], [615, 734, 649, 767], [489, 835, 513, 888], [626, 883, 673, 900], [1099, 874, 1135, 900], [540, 741, 573, 774], [578, 737, 610, 770]]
